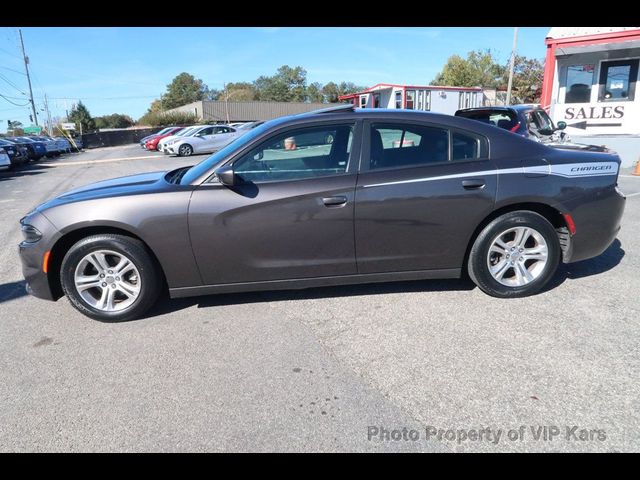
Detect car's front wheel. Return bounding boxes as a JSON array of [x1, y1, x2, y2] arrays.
[[467, 211, 561, 298], [178, 144, 193, 157], [60, 234, 162, 321]]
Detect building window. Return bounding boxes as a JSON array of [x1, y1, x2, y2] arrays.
[[564, 64, 595, 103], [360, 95, 368, 108], [424, 91, 431, 111], [395, 91, 402, 109], [598, 59, 639, 102], [373, 93, 380, 108], [458, 92, 471, 109], [405, 90, 416, 110]]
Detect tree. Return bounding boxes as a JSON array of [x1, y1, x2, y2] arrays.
[[161, 72, 212, 109], [254, 65, 308, 102], [305, 82, 324, 103], [68, 101, 96, 133], [322, 81, 365, 103], [223, 82, 258, 101], [147, 99, 164, 114], [431, 49, 504, 88], [504, 55, 544, 103], [94, 113, 135, 129]]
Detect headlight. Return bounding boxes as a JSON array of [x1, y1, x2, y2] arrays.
[[21, 224, 42, 243]]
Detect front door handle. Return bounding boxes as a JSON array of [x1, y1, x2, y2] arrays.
[[462, 179, 486, 190], [322, 196, 348, 207]]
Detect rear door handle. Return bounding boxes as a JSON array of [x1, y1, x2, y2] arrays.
[[322, 196, 348, 207], [462, 179, 486, 190]]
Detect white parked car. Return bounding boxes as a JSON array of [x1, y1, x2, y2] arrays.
[[166, 125, 240, 156], [157, 126, 199, 153]]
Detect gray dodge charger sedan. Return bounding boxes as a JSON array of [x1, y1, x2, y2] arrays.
[[19, 105, 626, 321]]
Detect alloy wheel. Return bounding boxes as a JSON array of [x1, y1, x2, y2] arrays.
[[73, 249, 141, 312], [486, 226, 549, 287]]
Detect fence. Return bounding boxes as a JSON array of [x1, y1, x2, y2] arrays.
[[81, 128, 159, 149]]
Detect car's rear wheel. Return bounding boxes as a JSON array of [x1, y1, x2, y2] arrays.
[[178, 144, 193, 157], [60, 234, 161, 322], [467, 211, 561, 298]]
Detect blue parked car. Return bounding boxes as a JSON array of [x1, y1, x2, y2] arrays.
[[6, 136, 47, 161], [0, 138, 29, 166]]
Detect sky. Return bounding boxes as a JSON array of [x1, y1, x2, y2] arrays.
[[0, 27, 550, 131]]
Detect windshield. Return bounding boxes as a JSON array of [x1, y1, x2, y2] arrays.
[[179, 121, 273, 185], [175, 127, 197, 137], [156, 127, 173, 135], [528, 109, 555, 132]]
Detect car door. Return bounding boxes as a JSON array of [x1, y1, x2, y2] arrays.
[[190, 127, 215, 153], [188, 120, 361, 285], [199, 126, 235, 153], [354, 120, 497, 274]]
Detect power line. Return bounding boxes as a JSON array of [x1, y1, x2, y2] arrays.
[[0, 65, 26, 76], [34, 94, 159, 100], [0, 92, 31, 107], [0, 46, 21, 60], [0, 73, 27, 95]]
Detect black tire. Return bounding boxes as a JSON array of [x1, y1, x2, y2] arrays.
[[178, 144, 193, 157], [467, 210, 561, 298], [60, 234, 162, 322]]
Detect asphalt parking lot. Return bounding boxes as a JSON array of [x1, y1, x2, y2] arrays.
[[0, 145, 639, 452]]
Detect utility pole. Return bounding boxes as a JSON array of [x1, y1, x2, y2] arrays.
[[223, 82, 230, 124], [19, 29, 39, 126], [505, 27, 519, 106], [44, 93, 52, 135]]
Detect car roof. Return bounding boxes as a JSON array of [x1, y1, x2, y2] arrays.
[[456, 104, 541, 113], [280, 107, 506, 131]]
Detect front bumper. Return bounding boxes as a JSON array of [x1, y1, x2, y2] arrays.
[[18, 212, 61, 301]]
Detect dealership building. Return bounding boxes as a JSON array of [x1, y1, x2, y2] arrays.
[[338, 83, 484, 115], [541, 27, 640, 167]]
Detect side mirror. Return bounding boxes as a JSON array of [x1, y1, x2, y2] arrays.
[[253, 151, 264, 161], [215, 164, 236, 186], [556, 121, 567, 130]]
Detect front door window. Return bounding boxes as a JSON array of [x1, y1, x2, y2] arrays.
[[233, 124, 354, 183]]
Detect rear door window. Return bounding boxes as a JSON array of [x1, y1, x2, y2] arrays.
[[370, 123, 449, 170]]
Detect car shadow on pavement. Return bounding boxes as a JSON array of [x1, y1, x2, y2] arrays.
[[543, 238, 625, 292], [145, 278, 477, 319], [0, 280, 28, 304], [143, 239, 624, 320], [0, 164, 54, 181]]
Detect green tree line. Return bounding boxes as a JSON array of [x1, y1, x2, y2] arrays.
[[431, 49, 544, 103], [64, 51, 544, 131]]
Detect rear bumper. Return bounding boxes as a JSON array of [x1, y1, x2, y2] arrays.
[[563, 185, 626, 263]]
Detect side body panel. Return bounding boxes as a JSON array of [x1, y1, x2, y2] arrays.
[[354, 118, 498, 273], [39, 188, 201, 288]]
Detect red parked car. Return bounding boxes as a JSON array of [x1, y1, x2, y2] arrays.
[[144, 127, 184, 151]]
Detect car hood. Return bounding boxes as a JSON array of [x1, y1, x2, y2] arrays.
[[159, 135, 180, 144], [36, 171, 169, 211]]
